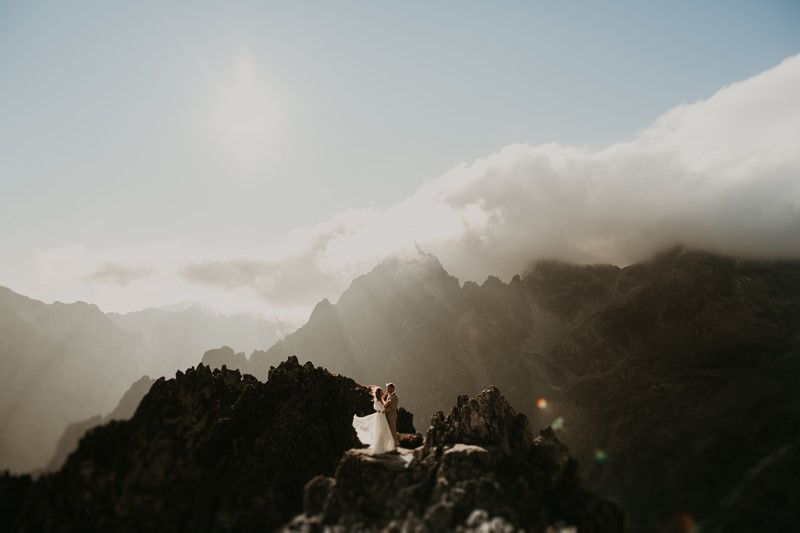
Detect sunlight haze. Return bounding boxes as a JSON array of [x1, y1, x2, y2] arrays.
[[2, 1, 799, 324]]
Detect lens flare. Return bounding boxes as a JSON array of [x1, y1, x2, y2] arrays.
[[661, 512, 698, 533], [536, 397, 548, 409], [551, 417, 565, 430], [594, 449, 608, 462]]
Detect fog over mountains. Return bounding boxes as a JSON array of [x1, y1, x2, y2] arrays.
[[30, 53, 800, 323], [2, 5, 798, 531], [0, 288, 285, 473], [1, 51, 798, 531]]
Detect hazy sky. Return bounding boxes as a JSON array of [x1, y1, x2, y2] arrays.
[[2, 1, 799, 323]]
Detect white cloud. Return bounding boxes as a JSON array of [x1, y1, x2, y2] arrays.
[[33, 54, 800, 322]]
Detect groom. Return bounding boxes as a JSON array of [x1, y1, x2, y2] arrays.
[[384, 382, 399, 449]]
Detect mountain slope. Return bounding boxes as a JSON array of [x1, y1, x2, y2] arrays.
[[550, 252, 800, 530], [0, 287, 148, 472], [0, 287, 285, 473], [249, 254, 541, 427], [109, 306, 286, 377], [243, 248, 800, 531]]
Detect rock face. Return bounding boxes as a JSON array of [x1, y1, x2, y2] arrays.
[[248, 252, 539, 425], [287, 387, 623, 532], [0, 359, 619, 532], [0, 357, 416, 532], [424, 387, 533, 455]]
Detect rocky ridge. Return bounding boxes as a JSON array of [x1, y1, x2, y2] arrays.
[[0, 358, 619, 532], [288, 387, 622, 532], [1, 357, 414, 531]]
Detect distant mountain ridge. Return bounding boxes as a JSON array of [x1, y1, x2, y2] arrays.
[[0, 287, 285, 473], [0, 287, 148, 473], [4, 247, 800, 530], [45, 375, 156, 472], [108, 304, 288, 378]]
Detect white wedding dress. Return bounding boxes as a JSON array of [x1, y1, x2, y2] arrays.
[[352, 399, 396, 454]]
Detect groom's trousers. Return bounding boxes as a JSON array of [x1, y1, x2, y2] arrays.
[[385, 411, 399, 447]]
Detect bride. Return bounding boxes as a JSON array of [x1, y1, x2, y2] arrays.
[[352, 387, 396, 454]]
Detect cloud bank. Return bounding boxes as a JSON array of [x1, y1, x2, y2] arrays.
[[35, 54, 800, 322], [87, 262, 156, 286]]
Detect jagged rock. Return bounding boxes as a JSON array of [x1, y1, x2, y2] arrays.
[[0, 357, 619, 532], [288, 387, 623, 532], [397, 406, 415, 434], [424, 386, 533, 455], [0, 357, 416, 532]]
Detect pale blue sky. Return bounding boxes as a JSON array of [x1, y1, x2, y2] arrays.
[[1, 1, 799, 313]]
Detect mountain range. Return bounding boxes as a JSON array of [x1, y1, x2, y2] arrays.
[[210, 247, 800, 531], [3, 247, 799, 530], [0, 287, 285, 472]]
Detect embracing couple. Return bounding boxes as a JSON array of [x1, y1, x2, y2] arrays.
[[352, 383, 399, 454]]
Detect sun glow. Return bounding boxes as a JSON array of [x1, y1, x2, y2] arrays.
[[216, 53, 282, 168]]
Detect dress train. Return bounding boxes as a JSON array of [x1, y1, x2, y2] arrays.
[[352, 399, 396, 454]]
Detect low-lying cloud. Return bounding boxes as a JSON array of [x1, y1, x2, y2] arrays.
[[181, 233, 344, 306], [87, 262, 156, 286], [35, 54, 800, 321]]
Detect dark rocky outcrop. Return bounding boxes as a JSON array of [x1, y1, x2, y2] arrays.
[[0, 358, 619, 532], [287, 387, 622, 532], [0, 357, 415, 532], [423, 387, 533, 455]]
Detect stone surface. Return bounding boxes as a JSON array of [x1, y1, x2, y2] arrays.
[[0, 360, 620, 532], [424, 386, 533, 455], [286, 387, 623, 532], [0, 357, 416, 532]]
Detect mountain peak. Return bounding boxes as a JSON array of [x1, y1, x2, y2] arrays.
[[307, 298, 335, 324], [425, 386, 532, 455], [373, 248, 450, 280]]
